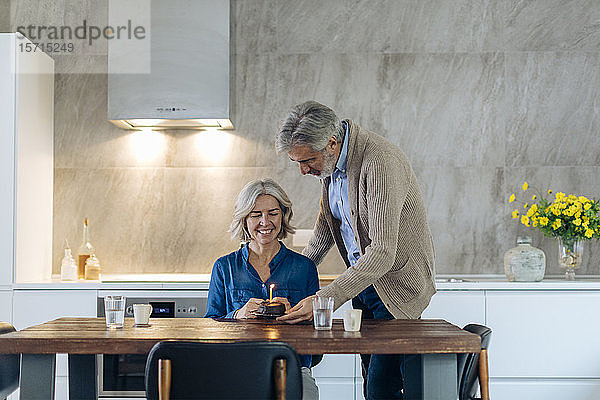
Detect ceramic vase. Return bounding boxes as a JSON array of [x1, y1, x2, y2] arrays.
[[504, 237, 546, 282]]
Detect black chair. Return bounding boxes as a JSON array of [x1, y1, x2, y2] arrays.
[[458, 324, 492, 400], [145, 341, 303, 400], [0, 322, 19, 400]]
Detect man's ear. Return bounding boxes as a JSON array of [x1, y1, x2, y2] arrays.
[[327, 136, 338, 153]]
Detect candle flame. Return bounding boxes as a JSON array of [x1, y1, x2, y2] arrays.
[[269, 284, 275, 302]]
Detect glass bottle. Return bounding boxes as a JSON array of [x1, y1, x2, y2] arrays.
[[77, 218, 95, 279], [504, 236, 546, 282], [84, 253, 101, 280], [60, 245, 77, 281]]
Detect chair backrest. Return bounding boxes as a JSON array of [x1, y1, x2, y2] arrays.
[[145, 341, 303, 400], [0, 322, 19, 399], [458, 324, 492, 400]]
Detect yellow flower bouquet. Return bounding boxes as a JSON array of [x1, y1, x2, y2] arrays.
[[509, 182, 600, 279], [510, 182, 600, 240]]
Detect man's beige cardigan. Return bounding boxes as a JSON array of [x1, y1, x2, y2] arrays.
[[303, 120, 436, 319]]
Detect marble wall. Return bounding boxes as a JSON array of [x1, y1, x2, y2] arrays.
[[0, 0, 8, 31], [6, 0, 600, 277]]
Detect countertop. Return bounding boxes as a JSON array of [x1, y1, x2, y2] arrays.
[[8, 274, 600, 290]]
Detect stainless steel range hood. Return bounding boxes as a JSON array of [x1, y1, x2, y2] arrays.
[[108, 0, 232, 130]]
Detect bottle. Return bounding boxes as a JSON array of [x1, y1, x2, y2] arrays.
[[84, 253, 101, 280], [60, 240, 77, 281], [77, 218, 95, 279]]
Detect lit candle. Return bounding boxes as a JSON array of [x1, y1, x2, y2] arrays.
[[269, 284, 275, 302]]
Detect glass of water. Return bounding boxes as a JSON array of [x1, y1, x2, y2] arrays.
[[104, 295, 126, 328], [312, 296, 334, 330]]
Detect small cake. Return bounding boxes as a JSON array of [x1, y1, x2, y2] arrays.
[[257, 300, 286, 316]]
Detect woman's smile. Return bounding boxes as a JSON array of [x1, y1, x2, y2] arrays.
[[245, 194, 283, 244]]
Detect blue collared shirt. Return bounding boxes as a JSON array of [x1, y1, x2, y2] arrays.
[[328, 122, 361, 266], [205, 242, 319, 367]]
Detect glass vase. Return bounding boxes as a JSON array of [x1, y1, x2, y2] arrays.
[[557, 237, 583, 280]]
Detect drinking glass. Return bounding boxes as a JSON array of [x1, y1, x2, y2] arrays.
[[104, 295, 126, 328], [312, 296, 334, 330]]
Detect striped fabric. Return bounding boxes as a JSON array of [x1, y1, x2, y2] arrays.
[[303, 120, 436, 319]]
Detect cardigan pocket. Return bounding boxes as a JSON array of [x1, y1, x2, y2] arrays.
[[388, 259, 425, 303]]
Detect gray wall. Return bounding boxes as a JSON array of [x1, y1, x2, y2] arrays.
[[7, 0, 600, 277], [0, 0, 8, 31]]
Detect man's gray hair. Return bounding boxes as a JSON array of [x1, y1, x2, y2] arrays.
[[230, 178, 296, 242], [276, 100, 345, 153]]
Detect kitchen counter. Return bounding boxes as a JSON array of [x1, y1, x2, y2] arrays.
[[432, 274, 600, 290], [10, 274, 600, 290], [10, 274, 342, 290]]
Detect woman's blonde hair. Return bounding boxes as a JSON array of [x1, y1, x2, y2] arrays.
[[229, 178, 296, 242]]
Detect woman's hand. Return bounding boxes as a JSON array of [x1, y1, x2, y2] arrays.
[[234, 298, 264, 319], [271, 297, 291, 311], [277, 295, 317, 324]]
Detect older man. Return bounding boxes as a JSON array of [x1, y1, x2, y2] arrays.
[[276, 101, 436, 399]]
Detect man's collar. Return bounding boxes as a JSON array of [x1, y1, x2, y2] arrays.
[[335, 121, 349, 173]]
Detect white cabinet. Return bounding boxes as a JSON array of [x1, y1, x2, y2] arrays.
[[0, 290, 12, 322], [490, 378, 600, 400], [314, 354, 357, 400], [316, 378, 357, 400], [486, 291, 600, 378], [0, 33, 54, 285], [12, 290, 97, 329], [421, 290, 485, 327], [355, 356, 365, 400], [313, 354, 356, 378], [487, 290, 600, 399], [12, 289, 97, 400]]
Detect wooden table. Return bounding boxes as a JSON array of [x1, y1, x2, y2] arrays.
[[0, 317, 480, 399]]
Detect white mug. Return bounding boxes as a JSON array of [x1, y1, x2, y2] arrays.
[[133, 303, 153, 326], [343, 309, 362, 332]]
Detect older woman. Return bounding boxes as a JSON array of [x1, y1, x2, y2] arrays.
[[205, 178, 319, 400]]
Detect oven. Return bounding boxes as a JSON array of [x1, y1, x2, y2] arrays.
[[96, 292, 208, 398]]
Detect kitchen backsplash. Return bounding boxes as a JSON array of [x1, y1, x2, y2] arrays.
[[5, 0, 600, 276]]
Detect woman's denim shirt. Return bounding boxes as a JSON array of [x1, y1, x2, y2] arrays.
[[206, 242, 319, 318], [205, 242, 319, 368]]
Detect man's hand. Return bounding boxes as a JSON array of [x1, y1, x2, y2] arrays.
[[277, 295, 317, 324], [271, 297, 291, 311], [235, 298, 264, 319]]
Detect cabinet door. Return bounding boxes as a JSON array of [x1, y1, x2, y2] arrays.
[[315, 378, 356, 400], [0, 36, 16, 288], [0, 290, 12, 323], [421, 290, 485, 327], [12, 290, 97, 329], [313, 354, 356, 378], [486, 291, 600, 378], [490, 378, 600, 400]]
